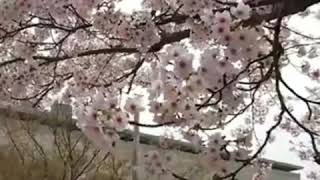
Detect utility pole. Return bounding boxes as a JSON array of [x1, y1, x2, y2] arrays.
[[132, 112, 140, 180]]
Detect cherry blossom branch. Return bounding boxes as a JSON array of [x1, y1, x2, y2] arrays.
[[155, 0, 320, 27], [206, 16, 284, 180], [272, 22, 319, 136], [244, 0, 320, 25], [1, 29, 191, 68], [221, 109, 285, 180], [1, 0, 318, 68], [271, 17, 320, 165], [9, 71, 73, 107], [127, 53, 273, 130], [282, 25, 320, 40], [128, 121, 175, 128], [197, 53, 273, 110], [127, 58, 145, 93]]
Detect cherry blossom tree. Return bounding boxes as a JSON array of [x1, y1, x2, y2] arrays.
[[1, 0, 320, 179]]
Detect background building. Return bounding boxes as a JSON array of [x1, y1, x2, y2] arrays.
[[0, 104, 302, 180]]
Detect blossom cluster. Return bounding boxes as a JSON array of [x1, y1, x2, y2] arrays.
[[0, 0, 293, 179], [200, 132, 252, 176], [140, 150, 175, 179], [75, 93, 147, 151], [0, 0, 101, 25]]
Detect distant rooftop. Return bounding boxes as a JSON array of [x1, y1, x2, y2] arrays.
[[265, 159, 303, 171]]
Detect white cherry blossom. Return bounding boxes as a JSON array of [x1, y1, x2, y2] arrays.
[[231, 1, 252, 20]]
